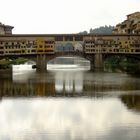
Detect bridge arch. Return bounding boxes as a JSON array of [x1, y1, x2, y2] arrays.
[[47, 56, 91, 71], [34, 52, 93, 71], [20, 52, 100, 72]]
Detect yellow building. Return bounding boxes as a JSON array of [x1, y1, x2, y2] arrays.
[[113, 12, 140, 34], [84, 35, 140, 54]]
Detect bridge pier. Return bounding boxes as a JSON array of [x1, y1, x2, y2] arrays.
[[90, 60, 94, 71], [35, 53, 104, 72], [36, 54, 47, 72], [94, 53, 103, 69]]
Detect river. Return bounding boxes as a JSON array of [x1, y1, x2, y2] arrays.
[[0, 57, 140, 140]]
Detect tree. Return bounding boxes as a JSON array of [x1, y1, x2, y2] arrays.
[[78, 31, 88, 34], [79, 25, 114, 34], [89, 25, 114, 34]]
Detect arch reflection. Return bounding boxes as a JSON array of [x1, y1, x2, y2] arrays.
[[55, 71, 83, 94]]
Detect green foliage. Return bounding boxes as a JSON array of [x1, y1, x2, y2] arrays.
[[0, 59, 11, 69], [12, 57, 28, 64], [79, 25, 114, 34], [0, 57, 28, 69], [79, 31, 88, 34], [105, 56, 139, 68], [89, 25, 114, 34], [105, 56, 121, 65], [104, 56, 140, 75]]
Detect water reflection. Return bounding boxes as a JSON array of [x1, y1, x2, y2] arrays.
[[0, 98, 140, 140], [0, 57, 140, 139], [0, 70, 140, 98], [55, 71, 83, 93], [120, 95, 140, 112]]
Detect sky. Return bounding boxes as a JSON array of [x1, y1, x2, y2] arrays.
[[0, 0, 140, 34]]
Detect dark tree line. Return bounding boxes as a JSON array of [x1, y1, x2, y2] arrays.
[[79, 25, 114, 34]]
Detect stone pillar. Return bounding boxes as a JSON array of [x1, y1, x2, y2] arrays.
[[94, 53, 103, 69], [36, 54, 47, 72], [63, 80, 65, 96], [90, 60, 94, 71]]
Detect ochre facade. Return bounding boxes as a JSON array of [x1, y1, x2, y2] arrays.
[[113, 12, 140, 34], [0, 34, 139, 56]]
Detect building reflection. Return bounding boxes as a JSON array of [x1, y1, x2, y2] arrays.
[[0, 70, 84, 97], [55, 71, 83, 94], [120, 94, 140, 112], [0, 70, 140, 100]]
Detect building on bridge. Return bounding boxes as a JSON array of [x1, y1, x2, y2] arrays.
[[0, 37, 55, 55], [113, 12, 140, 34], [0, 34, 139, 55], [0, 18, 139, 71], [84, 35, 140, 54], [0, 22, 14, 35], [0, 34, 139, 56]]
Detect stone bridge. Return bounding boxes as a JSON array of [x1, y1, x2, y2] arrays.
[[17, 51, 99, 71], [1, 51, 140, 72], [0, 34, 140, 71]]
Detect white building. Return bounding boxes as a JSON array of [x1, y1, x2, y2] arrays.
[[0, 22, 14, 35]]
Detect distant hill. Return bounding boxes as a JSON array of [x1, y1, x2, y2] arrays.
[[79, 25, 114, 34], [89, 25, 114, 34], [79, 31, 88, 35]]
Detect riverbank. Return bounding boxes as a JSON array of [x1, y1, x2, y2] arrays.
[[0, 68, 12, 78], [104, 56, 140, 75], [0, 57, 28, 69]]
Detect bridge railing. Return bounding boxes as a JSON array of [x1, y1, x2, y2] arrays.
[[55, 50, 85, 56]]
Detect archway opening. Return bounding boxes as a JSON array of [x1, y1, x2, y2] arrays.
[[47, 56, 90, 71]]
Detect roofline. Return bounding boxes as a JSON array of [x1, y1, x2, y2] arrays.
[[0, 24, 14, 29], [0, 34, 139, 37], [5, 25, 14, 29], [127, 12, 140, 17]]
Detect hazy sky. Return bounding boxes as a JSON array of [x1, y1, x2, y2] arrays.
[[0, 0, 140, 34]]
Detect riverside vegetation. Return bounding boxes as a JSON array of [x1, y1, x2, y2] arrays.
[[0, 57, 28, 69], [104, 56, 140, 75]]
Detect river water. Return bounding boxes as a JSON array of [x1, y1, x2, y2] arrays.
[[0, 57, 140, 140]]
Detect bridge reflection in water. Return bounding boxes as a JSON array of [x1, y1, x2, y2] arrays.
[[0, 62, 140, 99], [1, 59, 140, 140], [55, 71, 83, 94]]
